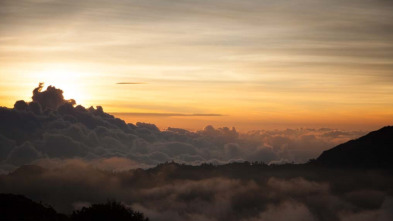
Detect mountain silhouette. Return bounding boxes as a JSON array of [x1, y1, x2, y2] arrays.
[[316, 126, 393, 168], [0, 194, 68, 221], [0, 194, 149, 221]]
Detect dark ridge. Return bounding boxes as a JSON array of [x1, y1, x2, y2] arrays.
[[0, 194, 149, 221], [316, 126, 393, 168], [0, 193, 68, 221], [71, 201, 149, 221]]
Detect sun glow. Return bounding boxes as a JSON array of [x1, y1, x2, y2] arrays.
[[34, 66, 90, 106]]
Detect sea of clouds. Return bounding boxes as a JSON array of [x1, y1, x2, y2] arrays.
[[0, 162, 392, 221], [0, 84, 366, 173], [0, 84, 392, 221]]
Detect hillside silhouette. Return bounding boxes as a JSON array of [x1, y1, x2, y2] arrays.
[[316, 126, 393, 168], [0, 194, 149, 221], [71, 201, 149, 221], [0, 194, 68, 221]]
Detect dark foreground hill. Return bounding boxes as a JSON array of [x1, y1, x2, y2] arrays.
[[0, 194, 68, 221], [0, 194, 149, 221], [316, 126, 393, 168]]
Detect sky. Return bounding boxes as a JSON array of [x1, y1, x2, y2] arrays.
[[1, 0, 393, 131]]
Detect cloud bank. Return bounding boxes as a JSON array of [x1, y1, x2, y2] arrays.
[[0, 84, 366, 172], [0, 85, 391, 221], [0, 162, 392, 221]]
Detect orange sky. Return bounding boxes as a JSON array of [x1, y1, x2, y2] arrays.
[[1, 0, 393, 131]]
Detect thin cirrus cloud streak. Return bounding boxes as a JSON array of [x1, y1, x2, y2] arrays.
[[116, 82, 146, 85], [0, 0, 392, 130], [111, 112, 224, 117]]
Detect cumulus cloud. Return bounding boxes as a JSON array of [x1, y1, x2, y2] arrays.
[[6, 141, 42, 165], [111, 112, 224, 117], [0, 84, 367, 172], [32, 82, 76, 110]]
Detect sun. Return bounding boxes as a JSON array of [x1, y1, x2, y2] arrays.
[[34, 66, 90, 106]]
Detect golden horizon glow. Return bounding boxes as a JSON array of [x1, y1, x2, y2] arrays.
[[1, 0, 393, 131]]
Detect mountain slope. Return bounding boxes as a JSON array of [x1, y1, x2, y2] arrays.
[[317, 126, 393, 168], [0, 194, 68, 221]]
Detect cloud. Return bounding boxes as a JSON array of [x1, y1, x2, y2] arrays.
[[111, 112, 224, 117], [32, 83, 75, 110], [6, 141, 42, 165], [116, 82, 146, 85], [0, 84, 366, 172], [0, 162, 391, 220], [338, 197, 393, 221], [245, 201, 316, 221], [34, 157, 147, 172]]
